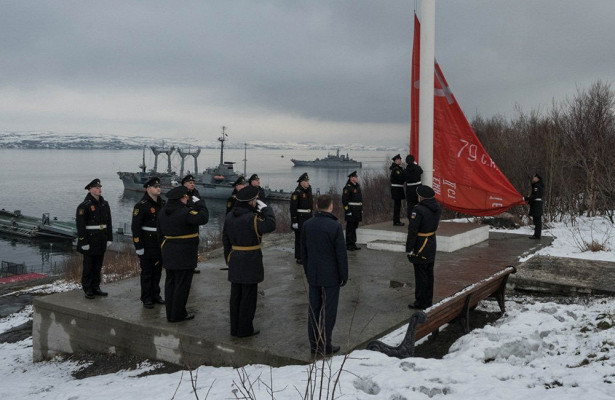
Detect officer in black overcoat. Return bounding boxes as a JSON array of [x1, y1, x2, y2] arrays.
[[524, 173, 544, 239], [301, 194, 348, 356], [226, 176, 248, 214], [404, 154, 423, 217], [223, 186, 276, 337], [248, 173, 268, 201], [390, 154, 406, 226], [157, 186, 209, 322], [76, 178, 113, 299], [290, 172, 313, 264], [131, 177, 166, 309], [342, 171, 363, 251], [182, 174, 204, 274], [406, 185, 441, 310]]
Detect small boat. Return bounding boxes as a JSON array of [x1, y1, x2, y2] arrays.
[[0, 209, 76, 240]]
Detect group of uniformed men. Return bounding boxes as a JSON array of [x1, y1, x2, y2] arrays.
[[75, 155, 443, 353]]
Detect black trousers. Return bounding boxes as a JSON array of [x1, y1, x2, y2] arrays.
[[230, 283, 258, 337], [393, 198, 402, 224], [139, 256, 163, 303], [413, 262, 434, 308], [165, 269, 194, 322], [345, 221, 359, 246], [308, 285, 340, 352], [294, 228, 302, 260], [82, 253, 105, 294], [532, 215, 542, 238]]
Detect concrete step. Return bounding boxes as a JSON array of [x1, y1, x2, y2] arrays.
[[366, 239, 406, 252], [357, 221, 490, 253]]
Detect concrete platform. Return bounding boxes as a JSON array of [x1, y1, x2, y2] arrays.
[[33, 232, 550, 368], [358, 221, 490, 252]]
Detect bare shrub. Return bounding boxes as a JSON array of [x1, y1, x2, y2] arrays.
[[60, 243, 140, 284]]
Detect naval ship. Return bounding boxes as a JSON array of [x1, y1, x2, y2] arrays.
[[290, 149, 362, 168]]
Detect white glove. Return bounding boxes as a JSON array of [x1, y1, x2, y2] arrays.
[[292, 223, 299, 230], [81, 244, 90, 251], [107, 241, 112, 246], [136, 248, 145, 256], [256, 200, 267, 211], [192, 196, 200, 203]]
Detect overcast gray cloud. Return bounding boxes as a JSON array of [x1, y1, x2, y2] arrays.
[[1, 1, 614, 145]]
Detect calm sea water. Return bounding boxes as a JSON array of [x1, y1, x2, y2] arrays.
[[0, 147, 397, 271]]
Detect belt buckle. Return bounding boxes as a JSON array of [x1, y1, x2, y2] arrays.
[[100, 224, 105, 230]]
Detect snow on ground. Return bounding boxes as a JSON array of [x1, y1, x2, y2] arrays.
[[1, 217, 614, 399]]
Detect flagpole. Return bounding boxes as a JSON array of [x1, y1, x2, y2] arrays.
[[418, 0, 435, 187]]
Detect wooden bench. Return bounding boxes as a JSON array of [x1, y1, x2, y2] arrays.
[[367, 265, 516, 358]]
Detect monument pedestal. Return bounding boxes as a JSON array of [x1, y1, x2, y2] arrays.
[[357, 221, 489, 253]]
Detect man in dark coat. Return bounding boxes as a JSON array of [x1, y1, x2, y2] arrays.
[[390, 154, 406, 226], [182, 174, 203, 273], [76, 178, 113, 299], [223, 186, 276, 337], [404, 154, 423, 218], [342, 171, 363, 251], [290, 172, 313, 264], [157, 186, 209, 322], [524, 173, 544, 239], [226, 176, 248, 214], [248, 173, 267, 201], [131, 177, 166, 309], [406, 185, 441, 310], [301, 194, 348, 356]]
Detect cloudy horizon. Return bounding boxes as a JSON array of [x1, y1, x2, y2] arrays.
[[1, 1, 614, 145]]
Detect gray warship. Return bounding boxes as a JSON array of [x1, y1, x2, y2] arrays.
[[117, 145, 178, 192], [291, 149, 362, 168]]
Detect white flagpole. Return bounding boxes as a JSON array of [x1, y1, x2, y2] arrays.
[[419, 0, 435, 187]]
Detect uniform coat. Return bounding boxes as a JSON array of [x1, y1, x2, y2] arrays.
[[342, 180, 363, 247], [76, 193, 113, 295], [157, 198, 209, 322], [223, 203, 276, 336], [131, 193, 165, 304], [301, 211, 348, 353], [406, 197, 441, 309], [524, 179, 544, 238], [390, 162, 406, 224], [290, 184, 313, 260]]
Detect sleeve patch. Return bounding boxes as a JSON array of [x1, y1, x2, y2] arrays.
[[292, 194, 297, 200], [134, 237, 140, 243], [133, 208, 139, 216], [189, 210, 199, 215], [78, 208, 85, 215], [411, 212, 417, 219]]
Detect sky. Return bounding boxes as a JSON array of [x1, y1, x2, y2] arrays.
[[1, 1, 615, 145], [1, 219, 614, 399]]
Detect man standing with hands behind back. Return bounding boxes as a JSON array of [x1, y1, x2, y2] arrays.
[[301, 194, 348, 356], [290, 172, 313, 264], [76, 178, 113, 299], [131, 177, 165, 309]]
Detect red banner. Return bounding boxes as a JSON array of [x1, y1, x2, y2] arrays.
[[410, 14, 524, 216]]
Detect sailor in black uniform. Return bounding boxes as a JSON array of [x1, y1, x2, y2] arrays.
[[157, 186, 209, 322], [342, 171, 363, 251], [524, 173, 544, 239], [131, 177, 165, 309], [404, 154, 423, 218], [181, 174, 204, 273], [226, 176, 248, 214], [290, 172, 313, 264], [223, 186, 276, 337], [248, 173, 267, 201], [76, 178, 113, 299], [406, 185, 441, 310], [390, 154, 406, 226]]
